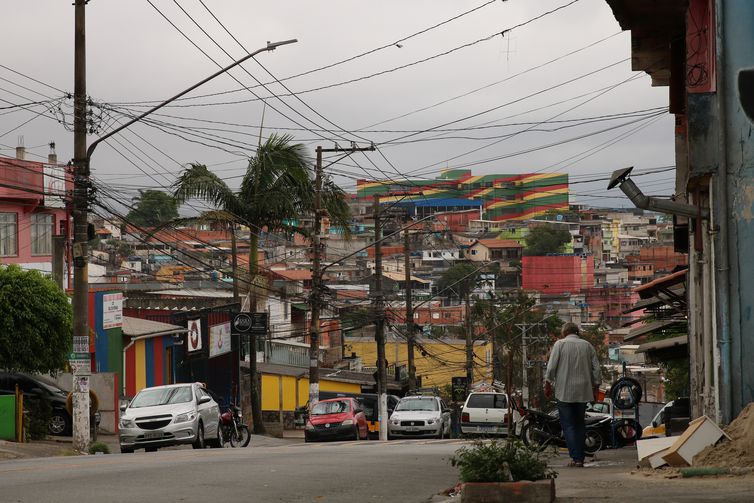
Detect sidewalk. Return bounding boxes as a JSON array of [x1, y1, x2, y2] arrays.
[[431, 446, 754, 503]]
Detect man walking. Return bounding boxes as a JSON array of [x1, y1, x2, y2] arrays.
[[544, 322, 600, 467]]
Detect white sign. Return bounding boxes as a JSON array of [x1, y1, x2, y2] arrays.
[[209, 322, 231, 358], [102, 293, 123, 329], [187, 319, 203, 352], [43, 164, 66, 208]]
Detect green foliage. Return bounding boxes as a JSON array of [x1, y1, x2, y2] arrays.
[[126, 189, 179, 227], [663, 358, 689, 400], [88, 442, 111, 454], [437, 263, 481, 301], [451, 439, 556, 482], [0, 265, 72, 373], [523, 224, 572, 256], [25, 396, 52, 440]]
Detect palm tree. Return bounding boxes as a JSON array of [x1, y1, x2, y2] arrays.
[[174, 134, 352, 434]]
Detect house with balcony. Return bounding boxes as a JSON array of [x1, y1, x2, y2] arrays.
[[0, 148, 72, 283]]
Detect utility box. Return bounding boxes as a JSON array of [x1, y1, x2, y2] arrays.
[[0, 395, 16, 440]]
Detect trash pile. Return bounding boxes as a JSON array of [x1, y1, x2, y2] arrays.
[[635, 402, 754, 477], [693, 402, 754, 468]]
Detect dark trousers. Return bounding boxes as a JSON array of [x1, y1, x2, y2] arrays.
[[557, 401, 587, 462]]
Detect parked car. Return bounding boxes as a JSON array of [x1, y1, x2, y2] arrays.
[[388, 395, 451, 439], [460, 391, 517, 437], [304, 397, 368, 442], [295, 392, 400, 439], [0, 372, 74, 436], [642, 397, 691, 439], [119, 383, 223, 453]]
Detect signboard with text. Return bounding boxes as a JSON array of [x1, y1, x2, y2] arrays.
[[102, 293, 123, 329]]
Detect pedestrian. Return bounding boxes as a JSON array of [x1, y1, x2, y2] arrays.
[[543, 322, 600, 467]]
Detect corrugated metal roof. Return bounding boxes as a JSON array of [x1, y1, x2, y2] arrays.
[[122, 316, 187, 337]]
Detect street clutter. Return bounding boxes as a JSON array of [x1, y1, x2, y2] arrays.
[[693, 402, 754, 468]]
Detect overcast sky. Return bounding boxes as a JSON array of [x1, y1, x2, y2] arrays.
[[1, 0, 676, 216]]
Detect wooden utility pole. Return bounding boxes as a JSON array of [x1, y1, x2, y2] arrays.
[[308, 146, 324, 410], [465, 290, 473, 395], [373, 195, 388, 441], [71, 0, 91, 452], [404, 226, 416, 392], [309, 143, 375, 410]]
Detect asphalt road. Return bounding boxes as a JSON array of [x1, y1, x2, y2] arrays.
[[0, 438, 461, 503]]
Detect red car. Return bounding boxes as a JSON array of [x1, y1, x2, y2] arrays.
[[305, 397, 369, 442]]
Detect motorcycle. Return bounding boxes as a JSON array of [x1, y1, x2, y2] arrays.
[[520, 406, 611, 455], [220, 404, 251, 447]]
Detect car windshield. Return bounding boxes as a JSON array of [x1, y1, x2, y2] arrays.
[[396, 398, 438, 411], [130, 386, 193, 408], [312, 400, 350, 415]]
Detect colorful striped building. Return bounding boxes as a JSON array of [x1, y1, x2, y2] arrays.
[[355, 168, 569, 221]]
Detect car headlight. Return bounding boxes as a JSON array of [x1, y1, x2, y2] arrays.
[[174, 411, 198, 423], [391, 419, 400, 426], [305, 421, 315, 431], [426, 418, 436, 425], [120, 418, 134, 428], [342, 419, 354, 426]]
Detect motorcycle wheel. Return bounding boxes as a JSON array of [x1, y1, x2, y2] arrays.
[[520, 422, 548, 451], [584, 429, 604, 454], [232, 425, 250, 447]]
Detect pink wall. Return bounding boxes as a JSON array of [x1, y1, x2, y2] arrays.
[[522, 255, 595, 294]]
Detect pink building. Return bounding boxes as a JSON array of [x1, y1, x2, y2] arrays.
[[522, 255, 595, 295], [0, 148, 73, 280]]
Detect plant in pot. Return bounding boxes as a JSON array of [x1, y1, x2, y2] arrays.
[[450, 439, 557, 503]]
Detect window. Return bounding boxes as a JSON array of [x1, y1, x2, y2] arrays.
[[31, 213, 53, 256], [432, 313, 440, 319], [0, 213, 17, 256]]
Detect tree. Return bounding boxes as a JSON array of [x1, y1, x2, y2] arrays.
[[126, 189, 179, 227], [173, 133, 352, 434], [0, 265, 72, 373], [471, 290, 561, 406], [523, 224, 572, 256]]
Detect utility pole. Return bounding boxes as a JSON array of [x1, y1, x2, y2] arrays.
[[309, 143, 375, 410], [71, 0, 91, 452], [373, 195, 388, 441], [465, 290, 473, 396], [404, 225, 416, 392]]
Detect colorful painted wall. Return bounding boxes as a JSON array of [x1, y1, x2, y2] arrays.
[[356, 169, 569, 221], [260, 373, 361, 411], [124, 335, 175, 398], [90, 291, 123, 383]]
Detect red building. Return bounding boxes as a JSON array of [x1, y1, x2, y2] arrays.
[[433, 209, 480, 233], [0, 150, 72, 280], [522, 255, 595, 295]]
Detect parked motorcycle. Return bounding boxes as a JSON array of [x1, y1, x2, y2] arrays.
[[220, 404, 251, 447], [520, 407, 611, 454]]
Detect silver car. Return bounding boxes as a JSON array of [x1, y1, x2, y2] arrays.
[[388, 396, 451, 439], [119, 383, 223, 453]]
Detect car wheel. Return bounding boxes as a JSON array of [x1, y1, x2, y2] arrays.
[[120, 446, 134, 454], [192, 422, 205, 449], [48, 412, 69, 436]]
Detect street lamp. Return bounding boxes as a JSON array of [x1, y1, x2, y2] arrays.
[[70, 38, 297, 450]]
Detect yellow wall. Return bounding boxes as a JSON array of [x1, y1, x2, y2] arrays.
[[260, 373, 362, 411], [134, 339, 146, 392], [348, 339, 490, 388]]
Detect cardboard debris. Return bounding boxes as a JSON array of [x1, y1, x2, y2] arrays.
[[636, 437, 678, 469], [661, 416, 730, 467]]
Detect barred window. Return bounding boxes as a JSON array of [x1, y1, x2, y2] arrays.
[[0, 213, 17, 256], [31, 213, 53, 256]]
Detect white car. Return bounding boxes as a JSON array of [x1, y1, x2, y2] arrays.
[[388, 396, 451, 439], [119, 383, 223, 453], [460, 392, 518, 436]]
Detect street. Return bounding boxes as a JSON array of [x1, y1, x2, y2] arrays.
[[2, 437, 754, 503], [0, 438, 460, 503]]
